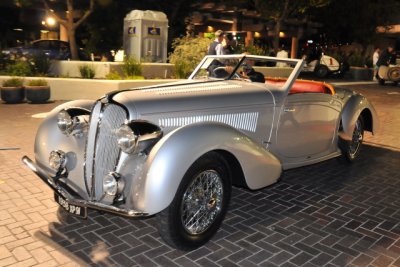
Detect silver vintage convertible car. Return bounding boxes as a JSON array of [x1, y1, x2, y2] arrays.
[[22, 54, 378, 250]]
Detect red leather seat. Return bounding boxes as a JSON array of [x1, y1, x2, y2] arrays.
[[266, 78, 335, 95]]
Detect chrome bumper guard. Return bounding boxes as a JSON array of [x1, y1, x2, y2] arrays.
[[21, 156, 148, 218]]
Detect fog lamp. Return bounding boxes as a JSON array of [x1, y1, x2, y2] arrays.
[[49, 150, 67, 171], [103, 172, 121, 196]]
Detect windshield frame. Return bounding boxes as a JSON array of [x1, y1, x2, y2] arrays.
[[188, 54, 304, 93]]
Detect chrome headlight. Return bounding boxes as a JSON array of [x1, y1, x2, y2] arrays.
[[57, 110, 74, 135], [116, 124, 138, 153], [57, 108, 89, 137], [49, 150, 67, 171]]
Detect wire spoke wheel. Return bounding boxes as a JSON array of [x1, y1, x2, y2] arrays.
[[180, 170, 223, 235], [156, 152, 231, 250], [339, 116, 364, 162], [348, 119, 363, 158]]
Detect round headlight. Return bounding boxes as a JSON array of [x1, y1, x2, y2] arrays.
[[116, 124, 138, 153], [57, 110, 74, 135], [49, 150, 67, 171], [103, 173, 118, 196]]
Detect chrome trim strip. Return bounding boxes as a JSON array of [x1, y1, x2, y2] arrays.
[[22, 156, 148, 218]]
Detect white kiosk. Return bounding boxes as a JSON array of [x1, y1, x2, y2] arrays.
[[123, 10, 168, 63]]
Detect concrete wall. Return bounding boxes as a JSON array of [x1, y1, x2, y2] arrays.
[[0, 76, 179, 100], [49, 61, 175, 79]]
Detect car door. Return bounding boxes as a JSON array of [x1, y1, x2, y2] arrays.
[[276, 93, 341, 159]]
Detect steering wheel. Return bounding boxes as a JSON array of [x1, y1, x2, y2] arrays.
[[212, 66, 229, 78]]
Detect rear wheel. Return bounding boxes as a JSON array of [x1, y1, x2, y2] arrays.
[[339, 116, 364, 162], [156, 152, 231, 250], [315, 65, 329, 78]]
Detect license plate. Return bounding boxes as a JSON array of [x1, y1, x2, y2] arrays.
[[55, 193, 87, 218]]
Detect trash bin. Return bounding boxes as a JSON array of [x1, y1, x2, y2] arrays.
[[123, 10, 168, 63]]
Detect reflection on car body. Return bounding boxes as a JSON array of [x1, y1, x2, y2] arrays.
[[23, 54, 379, 250]]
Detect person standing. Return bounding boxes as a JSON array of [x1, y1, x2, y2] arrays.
[[376, 46, 394, 67], [276, 45, 289, 67], [208, 30, 225, 55], [372, 47, 380, 80]]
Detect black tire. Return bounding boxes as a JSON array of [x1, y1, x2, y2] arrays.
[[315, 65, 329, 78], [339, 116, 364, 162], [156, 152, 231, 250], [378, 77, 385, 85]]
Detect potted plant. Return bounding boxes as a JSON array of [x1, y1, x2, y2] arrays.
[[1, 77, 24, 103], [25, 79, 50, 103]]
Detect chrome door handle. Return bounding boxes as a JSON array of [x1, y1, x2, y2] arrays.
[[284, 108, 295, 112]]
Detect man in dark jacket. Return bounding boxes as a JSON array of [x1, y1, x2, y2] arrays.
[[376, 46, 394, 67], [242, 64, 265, 83]]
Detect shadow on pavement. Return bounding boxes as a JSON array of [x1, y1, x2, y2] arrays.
[[35, 144, 400, 266]]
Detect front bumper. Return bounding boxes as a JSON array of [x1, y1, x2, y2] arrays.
[[21, 156, 148, 218]]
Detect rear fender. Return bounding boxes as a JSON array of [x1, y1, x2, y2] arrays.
[[340, 94, 379, 140], [130, 122, 282, 215]]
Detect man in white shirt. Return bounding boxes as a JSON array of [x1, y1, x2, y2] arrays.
[[208, 30, 225, 55]]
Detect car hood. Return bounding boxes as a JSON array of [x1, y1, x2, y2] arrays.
[[111, 80, 276, 121]]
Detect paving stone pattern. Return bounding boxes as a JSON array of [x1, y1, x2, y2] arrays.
[[0, 84, 399, 266]]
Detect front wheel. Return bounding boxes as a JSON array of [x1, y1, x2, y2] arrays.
[[156, 152, 231, 250], [339, 117, 364, 162]]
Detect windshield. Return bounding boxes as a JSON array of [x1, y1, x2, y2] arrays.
[[189, 55, 302, 90]]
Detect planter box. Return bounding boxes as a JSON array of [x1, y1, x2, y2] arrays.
[[1, 86, 25, 103], [25, 86, 51, 103], [347, 67, 373, 81]]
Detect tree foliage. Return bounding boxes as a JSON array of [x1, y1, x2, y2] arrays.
[[253, 0, 330, 50], [313, 0, 400, 45], [169, 36, 212, 78]]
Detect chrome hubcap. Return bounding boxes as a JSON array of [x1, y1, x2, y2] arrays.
[[181, 170, 223, 235]]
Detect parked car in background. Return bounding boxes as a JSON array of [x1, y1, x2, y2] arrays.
[[23, 54, 379, 250], [1, 39, 87, 60], [302, 54, 347, 78], [376, 65, 400, 85]]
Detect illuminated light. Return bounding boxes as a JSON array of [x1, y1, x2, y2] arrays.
[[41, 30, 49, 33], [207, 26, 214, 32], [46, 17, 56, 26], [307, 40, 313, 44], [279, 32, 285, 38], [13, 28, 23, 32], [232, 31, 236, 36], [254, 32, 261, 38]]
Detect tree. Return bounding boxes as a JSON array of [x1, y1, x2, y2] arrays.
[[253, 0, 330, 51], [42, 0, 95, 60], [314, 0, 400, 46]]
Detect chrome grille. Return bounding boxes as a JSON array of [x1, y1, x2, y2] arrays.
[[85, 102, 127, 200]]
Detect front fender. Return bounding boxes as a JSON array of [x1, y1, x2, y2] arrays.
[[34, 99, 95, 197], [340, 94, 379, 140], [131, 122, 282, 215]]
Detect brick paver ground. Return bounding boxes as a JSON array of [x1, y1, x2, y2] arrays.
[[0, 83, 399, 266]]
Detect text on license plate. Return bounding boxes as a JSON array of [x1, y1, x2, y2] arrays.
[[55, 193, 87, 218]]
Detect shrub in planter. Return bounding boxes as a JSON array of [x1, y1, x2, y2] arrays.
[[6, 61, 32, 76], [122, 57, 142, 77], [79, 64, 96, 79], [1, 77, 24, 104], [25, 79, 50, 103]]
